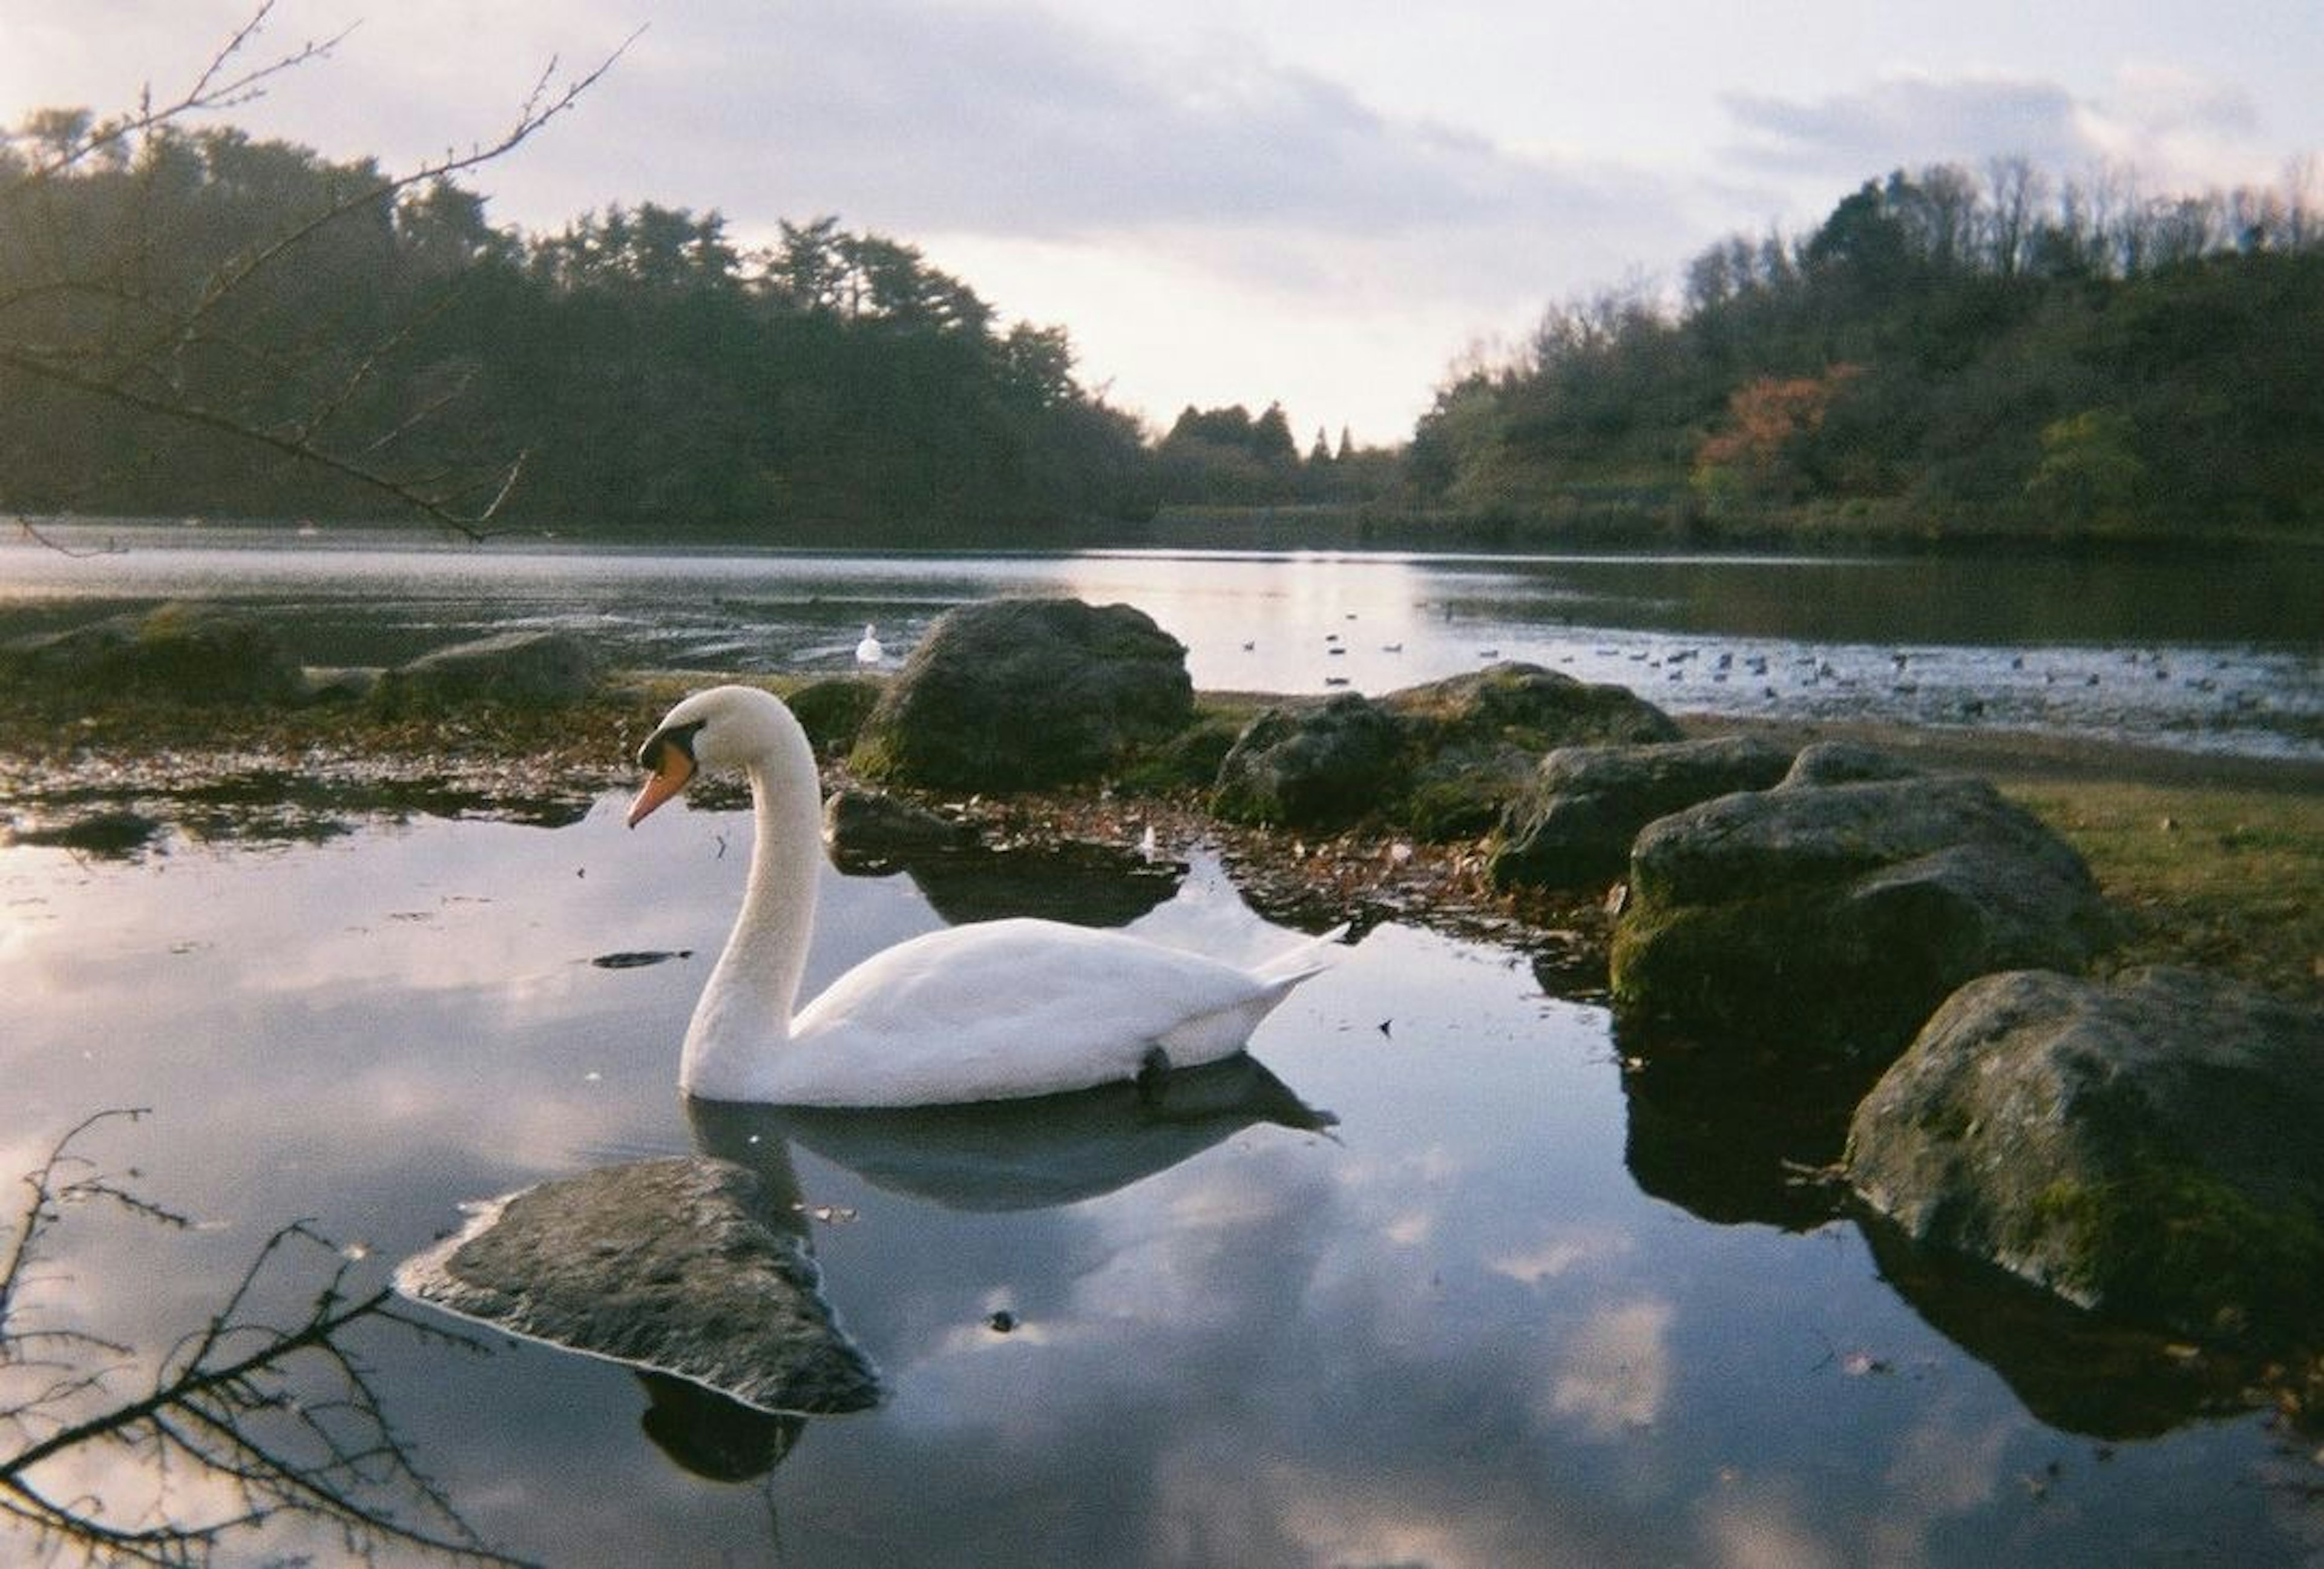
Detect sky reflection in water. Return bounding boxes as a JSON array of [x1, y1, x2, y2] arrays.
[[1, 800, 2314, 1566]]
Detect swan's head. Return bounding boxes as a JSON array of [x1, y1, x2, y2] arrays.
[[627, 685, 798, 829]]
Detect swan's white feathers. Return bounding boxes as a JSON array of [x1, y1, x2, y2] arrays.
[[773, 919, 1303, 1105], [638, 685, 1339, 1107]]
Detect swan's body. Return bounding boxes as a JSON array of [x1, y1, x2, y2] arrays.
[[853, 625, 884, 664], [628, 685, 1336, 1107]]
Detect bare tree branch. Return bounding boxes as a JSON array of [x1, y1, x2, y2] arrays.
[[1, 1111, 525, 1565], [2, 7, 638, 544]]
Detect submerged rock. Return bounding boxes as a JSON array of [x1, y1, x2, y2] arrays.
[[395, 1157, 880, 1415], [1846, 967, 2324, 1344], [851, 598, 1193, 791], [372, 629, 599, 712], [1489, 733, 1795, 890], [1610, 774, 2116, 1062]]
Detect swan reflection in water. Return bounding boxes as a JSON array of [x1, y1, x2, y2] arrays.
[[690, 1050, 1333, 1212], [398, 1054, 1334, 1485]]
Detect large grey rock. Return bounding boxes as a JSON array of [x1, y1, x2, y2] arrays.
[[372, 628, 599, 711], [851, 598, 1193, 791], [1847, 967, 2324, 1343], [396, 1157, 879, 1415], [3, 601, 304, 705], [1610, 774, 2116, 1061], [1489, 734, 1796, 890], [1382, 662, 1682, 838], [1210, 691, 1407, 829]]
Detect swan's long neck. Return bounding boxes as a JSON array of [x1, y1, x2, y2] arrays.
[[680, 715, 825, 1100]]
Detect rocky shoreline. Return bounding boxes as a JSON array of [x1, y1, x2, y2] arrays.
[[5, 596, 2321, 1387]]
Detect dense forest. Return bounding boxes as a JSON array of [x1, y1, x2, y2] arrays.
[[1416, 160, 2324, 544], [3, 98, 2319, 544], [0, 110, 1173, 538]]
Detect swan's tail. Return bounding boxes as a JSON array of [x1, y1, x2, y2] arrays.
[[1255, 923, 1350, 987], [1157, 925, 1350, 1064]]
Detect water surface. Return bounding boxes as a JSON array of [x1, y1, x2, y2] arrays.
[[5, 522, 2318, 758], [2, 801, 2313, 1565]]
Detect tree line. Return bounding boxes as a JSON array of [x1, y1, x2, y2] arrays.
[[0, 108, 1169, 538], [1414, 159, 2324, 543], [7, 87, 2317, 546]]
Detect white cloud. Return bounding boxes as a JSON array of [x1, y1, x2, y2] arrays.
[[1541, 1296, 1676, 1438]]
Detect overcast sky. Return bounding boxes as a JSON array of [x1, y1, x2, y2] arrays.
[[5, 1, 2319, 444]]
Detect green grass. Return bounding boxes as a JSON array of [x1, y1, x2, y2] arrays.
[[2003, 779, 2323, 1004]]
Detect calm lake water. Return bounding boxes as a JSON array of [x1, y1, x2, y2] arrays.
[[4, 798, 2320, 1565], [4, 521, 2320, 758], [2, 524, 2321, 1562]]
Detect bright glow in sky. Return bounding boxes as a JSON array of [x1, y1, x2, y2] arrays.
[[5, 1, 2318, 446]]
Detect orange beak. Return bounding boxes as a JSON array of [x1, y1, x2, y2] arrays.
[[626, 741, 697, 829]]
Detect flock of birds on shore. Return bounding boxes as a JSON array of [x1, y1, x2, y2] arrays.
[[833, 608, 2279, 739]]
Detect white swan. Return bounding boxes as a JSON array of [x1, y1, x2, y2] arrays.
[[854, 624, 884, 664], [627, 685, 1340, 1106]]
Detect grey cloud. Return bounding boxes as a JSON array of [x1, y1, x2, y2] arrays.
[[1720, 74, 2095, 177], [609, 0, 1650, 249]]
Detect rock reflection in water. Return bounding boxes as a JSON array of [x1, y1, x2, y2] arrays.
[[1613, 1015, 1879, 1232], [1856, 1215, 2261, 1441], [829, 811, 1184, 930], [635, 1371, 807, 1484]]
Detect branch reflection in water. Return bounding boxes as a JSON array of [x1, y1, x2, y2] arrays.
[[0, 1110, 520, 1567]]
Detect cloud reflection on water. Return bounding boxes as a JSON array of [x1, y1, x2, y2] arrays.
[[1, 799, 2311, 1565]]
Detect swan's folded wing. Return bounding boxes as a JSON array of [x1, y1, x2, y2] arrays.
[[780, 919, 1318, 1105]]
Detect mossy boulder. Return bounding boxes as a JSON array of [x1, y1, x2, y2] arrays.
[[1489, 734, 1796, 890], [1846, 967, 2324, 1344], [1115, 706, 1248, 795], [371, 629, 600, 712], [1381, 662, 1682, 838], [1210, 692, 1408, 829], [850, 599, 1193, 791], [1610, 774, 2117, 1062], [3, 601, 304, 705], [784, 676, 883, 755], [1212, 662, 1682, 836]]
